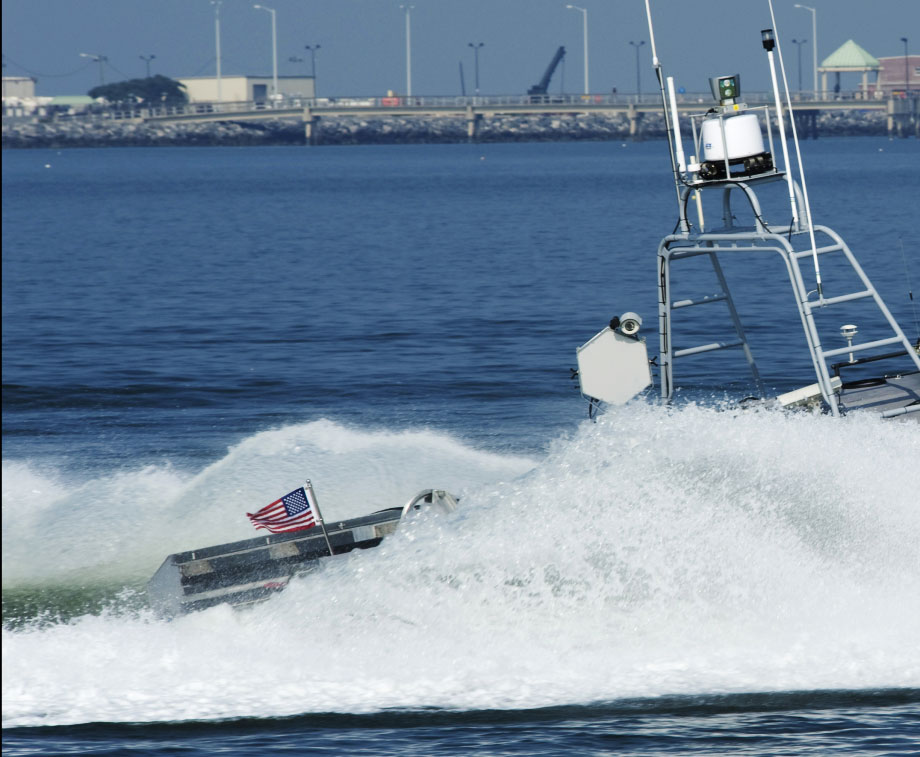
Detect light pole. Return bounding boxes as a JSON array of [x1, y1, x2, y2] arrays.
[[791, 39, 807, 93], [902, 37, 909, 96], [79, 53, 107, 86], [254, 4, 279, 99], [794, 4, 817, 95], [566, 4, 589, 95], [211, 0, 223, 102], [468, 42, 484, 95], [305, 44, 321, 95], [629, 40, 645, 99], [400, 5, 414, 96], [140, 54, 156, 78]]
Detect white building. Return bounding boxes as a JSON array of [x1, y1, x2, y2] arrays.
[[2, 76, 37, 99], [177, 75, 315, 104]]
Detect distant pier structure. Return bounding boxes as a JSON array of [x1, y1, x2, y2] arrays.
[[6, 37, 916, 145], [792, 109, 820, 140], [131, 91, 915, 143], [7, 91, 917, 147]]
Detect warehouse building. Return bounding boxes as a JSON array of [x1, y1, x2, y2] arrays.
[[2, 76, 37, 99], [177, 75, 314, 104]]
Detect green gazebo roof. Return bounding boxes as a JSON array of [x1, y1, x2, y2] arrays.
[[49, 95, 95, 106], [820, 40, 880, 70]]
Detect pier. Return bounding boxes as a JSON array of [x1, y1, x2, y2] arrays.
[[4, 91, 917, 148], [129, 91, 916, 142]]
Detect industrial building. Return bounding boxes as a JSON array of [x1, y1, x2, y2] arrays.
[[2, 76, 37, 99], [177, 75, 314, 104]]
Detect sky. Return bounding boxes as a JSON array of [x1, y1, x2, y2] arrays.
[[2, 0, 918, 99]]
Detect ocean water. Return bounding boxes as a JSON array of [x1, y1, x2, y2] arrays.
[[3, 138, 919, 755]]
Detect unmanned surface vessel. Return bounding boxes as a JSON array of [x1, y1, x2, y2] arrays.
[[147, 4, 918, 617], [147, 489, 458, 616], [576, 5, 919, 419]]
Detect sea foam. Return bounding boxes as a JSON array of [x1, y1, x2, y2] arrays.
[[3, 408, 919, 726], [1, 419, 536, 587]]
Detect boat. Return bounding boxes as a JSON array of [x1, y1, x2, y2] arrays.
[[147, 3, 918, 617], [147, 489, 458, 616], [575, 3, 920, 419]]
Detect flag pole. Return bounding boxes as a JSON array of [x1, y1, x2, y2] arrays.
[[305, 479, 335, 557]]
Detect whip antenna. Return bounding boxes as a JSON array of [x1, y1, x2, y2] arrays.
[[767, 0, 823, 298], [643, 0, 659, 69], [645, 0, 687, 230]]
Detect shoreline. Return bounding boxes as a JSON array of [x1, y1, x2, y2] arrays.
[[1, 110, 892, 149]]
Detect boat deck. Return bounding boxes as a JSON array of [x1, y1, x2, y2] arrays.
[[838, 372, 920, 419]]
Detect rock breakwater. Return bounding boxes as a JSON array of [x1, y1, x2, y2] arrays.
[[2, 109, 888, 149]]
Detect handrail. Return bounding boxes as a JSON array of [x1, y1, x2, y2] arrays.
[[22, 88, 905, 124]]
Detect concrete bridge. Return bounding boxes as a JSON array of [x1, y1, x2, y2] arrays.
[[74, 91, 920, 142]]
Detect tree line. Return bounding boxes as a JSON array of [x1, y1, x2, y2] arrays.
[[88, 75, 188, 106]]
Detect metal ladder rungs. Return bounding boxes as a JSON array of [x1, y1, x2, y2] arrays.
[[820, 335, 906, 360], [674, 339, 744, 359], [671, 293, 728, 309], [807, 289, 875, 308]]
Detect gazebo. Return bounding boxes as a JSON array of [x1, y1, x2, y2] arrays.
[[818, 40, 880, 98]]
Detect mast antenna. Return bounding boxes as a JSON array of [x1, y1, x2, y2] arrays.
[[767, 0, 823, 298], [644, 0, 687, 231]]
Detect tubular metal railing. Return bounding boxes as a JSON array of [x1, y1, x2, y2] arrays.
[[20, 88, 898, 124]]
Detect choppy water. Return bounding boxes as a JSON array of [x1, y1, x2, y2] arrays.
[[3, 138, 919, 754]]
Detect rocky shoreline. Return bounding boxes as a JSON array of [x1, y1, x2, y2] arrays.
[[2, 109, 890, 149]]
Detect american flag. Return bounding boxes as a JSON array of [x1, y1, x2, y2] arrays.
[[247, 486, 317, 533]]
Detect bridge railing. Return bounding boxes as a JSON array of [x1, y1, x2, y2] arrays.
[[44, 89, 893, 123], [144, 89, 890, 112]]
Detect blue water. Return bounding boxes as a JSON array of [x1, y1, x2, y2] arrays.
[[3, 139, 920, 754]]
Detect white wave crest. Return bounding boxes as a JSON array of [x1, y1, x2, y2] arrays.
[[3, 407, 919, 726], [1, 420, 535, 587]]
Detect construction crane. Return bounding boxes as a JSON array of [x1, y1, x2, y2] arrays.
[[528, 46, 566, 102]]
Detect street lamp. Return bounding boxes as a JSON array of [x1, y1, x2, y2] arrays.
[[253, 4, 279, 99], [794, 4, 817, 95], [140, 54, 156, 78], [566, 4, 589, 95], [305, 44, 321, 95], [629, 40, 645, 99], [400, 5, 414, 96], [468, 42, 484, 95], [791, 39, 807, 93], [902, 37, 909, 96], [211, 0, 223, 102], [79, 53, 108, 86]]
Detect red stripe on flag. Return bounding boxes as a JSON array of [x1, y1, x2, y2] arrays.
[[251, 517, 316, 533], [247, 499, 285, 519], [247, 487, 316, 533]]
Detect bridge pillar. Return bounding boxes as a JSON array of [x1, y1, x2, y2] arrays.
[[627, 103, 640, 138], [794, 109, 818, 140], [466, 106, 482, 142], [887, 96, 919, 139], [303, 107, 320, 145]]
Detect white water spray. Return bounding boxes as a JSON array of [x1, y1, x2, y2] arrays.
[[3, 408, 918, 727]]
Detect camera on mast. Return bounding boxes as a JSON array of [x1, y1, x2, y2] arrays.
[[709, 74, 741, 106]]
